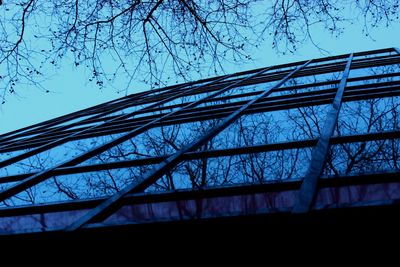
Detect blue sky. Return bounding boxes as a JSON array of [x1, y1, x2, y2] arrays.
[[1, 15, 399, 134]]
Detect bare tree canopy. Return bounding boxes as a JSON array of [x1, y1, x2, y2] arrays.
[[0, 0, 399, 103]]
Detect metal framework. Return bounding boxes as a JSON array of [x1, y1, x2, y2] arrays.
[[1, 48, 400, 235]]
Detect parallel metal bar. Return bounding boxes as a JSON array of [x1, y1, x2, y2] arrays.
[[395, 47, 400, 55], [4, 57, 399, 150], [0, 94, 180, 149], [64, 60, 311, 231], [0, 86, 161, 143], [0, 66, 275, 203], [1, 169, 400, 219], [351, 56, 400, 70], [4, 92, 396, 154], [353, 47, 395, 57], [0, 139, 315, 184], [347, 72, 400, 83], [2, 129, 398, 185], [3, 80, 400, 152], [0, 131, 400, 184], [0, 72, 239, 167], [0, 100, 154, 149], [292, 54, 354, 213]]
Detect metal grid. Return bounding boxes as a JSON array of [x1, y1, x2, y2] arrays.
[[0, 47, 400, 234]]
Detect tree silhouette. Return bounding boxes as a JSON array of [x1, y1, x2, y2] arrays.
[[0, 0, 399, 103]]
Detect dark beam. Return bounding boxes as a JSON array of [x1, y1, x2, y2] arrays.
[[0, 170, 399, 219], [292, 54, 353, 213]]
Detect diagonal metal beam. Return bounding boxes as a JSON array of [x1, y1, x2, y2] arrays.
[[292, 54, 353, 213], [0, 66, 275, 202], [64, 60, 312, 231], [395, 47, 400, 55]]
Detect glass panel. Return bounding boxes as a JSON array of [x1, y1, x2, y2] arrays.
[[323, 139, 400, 177], [176, 77, 233, 92], [146, 148, 312, 192], [316, 182, 400, 206], [335, 97, 400, 136], [151, 91, 213, 107], [0, 182, 18, 192], [47, 114, 94, 129], [347, 73, 400, 87], [0, 126, 44, 141], [218, 73, 252, 82], [283, 71, 342, 87], [198, 95, 254, 108], [1, 132, 42, 144], [353, 50, 397, 60], [130, 99, 188, 119], [0, 209, 90, 233], [269, 83, 337, 98], [349, 63, 400, 79], [206, 105, 329, 150], [219, 83, 268, 96], [307, 57, 348, 68], [133, 108, 173, 119], [1, 166, 154, 207], [0, 133, 124, 177], [267, 64, 298, 74], [197, 83, 271, 108], [66, 121, 103, 131], [0, 150, 28, 163], [80, 119, 222, 165], [104, 190, 297, 224], [102, 102, 154, 118]]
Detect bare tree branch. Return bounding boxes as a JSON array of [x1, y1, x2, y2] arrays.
[[0, 0, 399, 103]]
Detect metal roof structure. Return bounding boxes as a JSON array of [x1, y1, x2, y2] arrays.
[[1, 48, 400, 237]]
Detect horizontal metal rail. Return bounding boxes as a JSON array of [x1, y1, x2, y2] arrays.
[[0, 170, 399, 219], [0, 130, 398, 185]]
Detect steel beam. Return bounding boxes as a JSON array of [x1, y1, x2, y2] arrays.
[[292, 54, 353, 213], [1, 170, 400, 219]]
